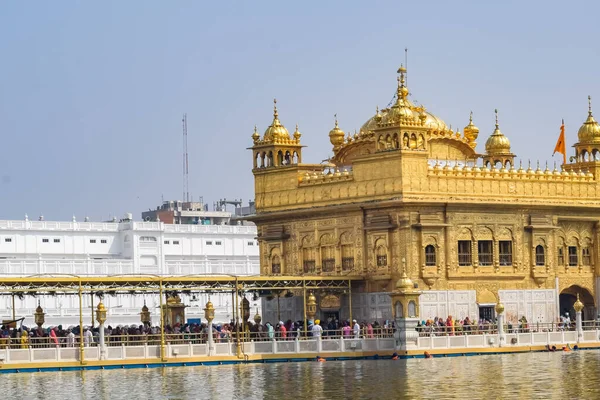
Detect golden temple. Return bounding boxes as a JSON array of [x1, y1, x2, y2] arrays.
[[249, 65, 600, 325]]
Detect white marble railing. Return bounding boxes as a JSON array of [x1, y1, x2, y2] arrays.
[[0, 259, 134, 276], [163, 224, 256, 235], [0, 337, 396, 364], [0, 220, 120, 232], [416, 329, 600, 349]]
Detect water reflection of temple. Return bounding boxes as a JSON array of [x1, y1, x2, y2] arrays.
[[249, 65, 600, 324]]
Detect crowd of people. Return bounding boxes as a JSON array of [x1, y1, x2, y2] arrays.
[[0, 317, 396, 349], [416, 314, 584, 336]]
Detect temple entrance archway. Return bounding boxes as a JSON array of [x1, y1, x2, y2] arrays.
[[559, 285, 595, 321]]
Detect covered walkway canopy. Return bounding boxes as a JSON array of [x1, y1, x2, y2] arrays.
[[0, 274, 363, 294]]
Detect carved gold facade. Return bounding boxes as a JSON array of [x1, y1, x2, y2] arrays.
[[249, 66, 600, 322]]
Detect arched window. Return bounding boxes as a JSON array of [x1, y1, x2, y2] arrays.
[[582, 247, 592, 265], [271, 255, 281, 275], [425, 245, 436, 266], [408, 301, 417, 318], [303, 247, 315, 273], [321, 245, 335, 272], [376, 243, 387, 267], [395, 301, 403, 318], [535, 245, 545, 266]]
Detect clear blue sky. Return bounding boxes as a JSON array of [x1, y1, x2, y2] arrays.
[[1, 1, 599, 221]]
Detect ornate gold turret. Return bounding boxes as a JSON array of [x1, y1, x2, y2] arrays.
[[329, 115, 345, 151], [572, 96, 600, 165], [483, 109, 515, 168], [463, 111, 480, 149], [249, 99, 304, 169]]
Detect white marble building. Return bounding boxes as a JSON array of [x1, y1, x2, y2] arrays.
[[0, 218, 260, 327]]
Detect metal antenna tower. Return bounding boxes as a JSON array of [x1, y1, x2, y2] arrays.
[[182, 113, 190, 202]]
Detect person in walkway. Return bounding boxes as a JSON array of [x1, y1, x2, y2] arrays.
[[20, 330, 29, 349], [342, 322, 351, 337], [311, 320, 323, 338], [353, 320, 360, 339], [266, 322, 274, 340], [49, 327, 59, 347], [66, 328, 75, 347], [83, 327, 93, 347]]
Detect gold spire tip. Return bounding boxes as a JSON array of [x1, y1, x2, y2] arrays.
[[494, 109, 499, 127], [589, 95, 593, 115], [469, 111, 473, 122], [273, 98, 278, 118]]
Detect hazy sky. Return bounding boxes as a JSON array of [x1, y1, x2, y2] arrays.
[[1, 1, 599, 221]]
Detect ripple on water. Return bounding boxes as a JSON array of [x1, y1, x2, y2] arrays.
[[1, 352, 599, 399]]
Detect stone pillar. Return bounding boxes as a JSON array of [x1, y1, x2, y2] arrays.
[[389, 272, 422, 351], [495, 302, 506, 347], [574, 294, 584, 343]]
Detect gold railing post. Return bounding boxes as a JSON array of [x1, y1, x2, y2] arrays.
[[90, 293, 94, 329], [235, 277, 241, 358], [348, 279, 353, 325], [303, 279, 308, 333], [78, 280, 85, 365], [159, 280, 166, 361]]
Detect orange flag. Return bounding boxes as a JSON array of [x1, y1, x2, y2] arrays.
[[553, 120, 566, 165]]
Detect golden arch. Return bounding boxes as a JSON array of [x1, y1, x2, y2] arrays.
[[476, 289, 497, 304]]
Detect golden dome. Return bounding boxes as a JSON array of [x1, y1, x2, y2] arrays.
[[263, 99, 290, 142], [485, 109, 512, 155], [360, 66, 447, 132], [577, 96, 600, 143], [573, 293, 584, 313], [329, 116, 345, 147], [395, 271, 414, 290], [463, 111, 480, 145], [495, 302, 505, 314], [293, 124, 302, 140]]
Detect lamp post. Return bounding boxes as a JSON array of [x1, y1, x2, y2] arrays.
[[204, 300, 215, 356], [96, 301, 107, 360], [34, 301, 45, 329], [306, 292, 317, 324], [574, 293, 584, 343], [242, 296, 250, 339], [495, 302, 506, 347], [140, 301, 151, 327]]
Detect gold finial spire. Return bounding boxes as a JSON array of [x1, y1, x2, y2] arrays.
[[495, 108, 499, 128], [589, 95, 593, 116], [396, 64, 408, 100], [334, 113, 338, 127], [469, 111, 473, 123], [273, 98, 278, 118]]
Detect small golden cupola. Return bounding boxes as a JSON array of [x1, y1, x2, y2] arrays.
[[577, 96, 600, 144], [483, 109, 515, 168], [251, 125, 260, 144], [249, 99, 303, 169], [463, 111, 480, 149], [329, 115, 345, 152], [262, 99, 290, 142]]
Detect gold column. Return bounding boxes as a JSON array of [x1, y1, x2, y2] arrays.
[[11, 294, 15, 321], [78, 280, 85, 365], [90, 293, 94, 329], [303, 279, 307, 332], [159, 280, 166, 361], [234, 277, 241, 358], [348, 279, 353, 325]]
